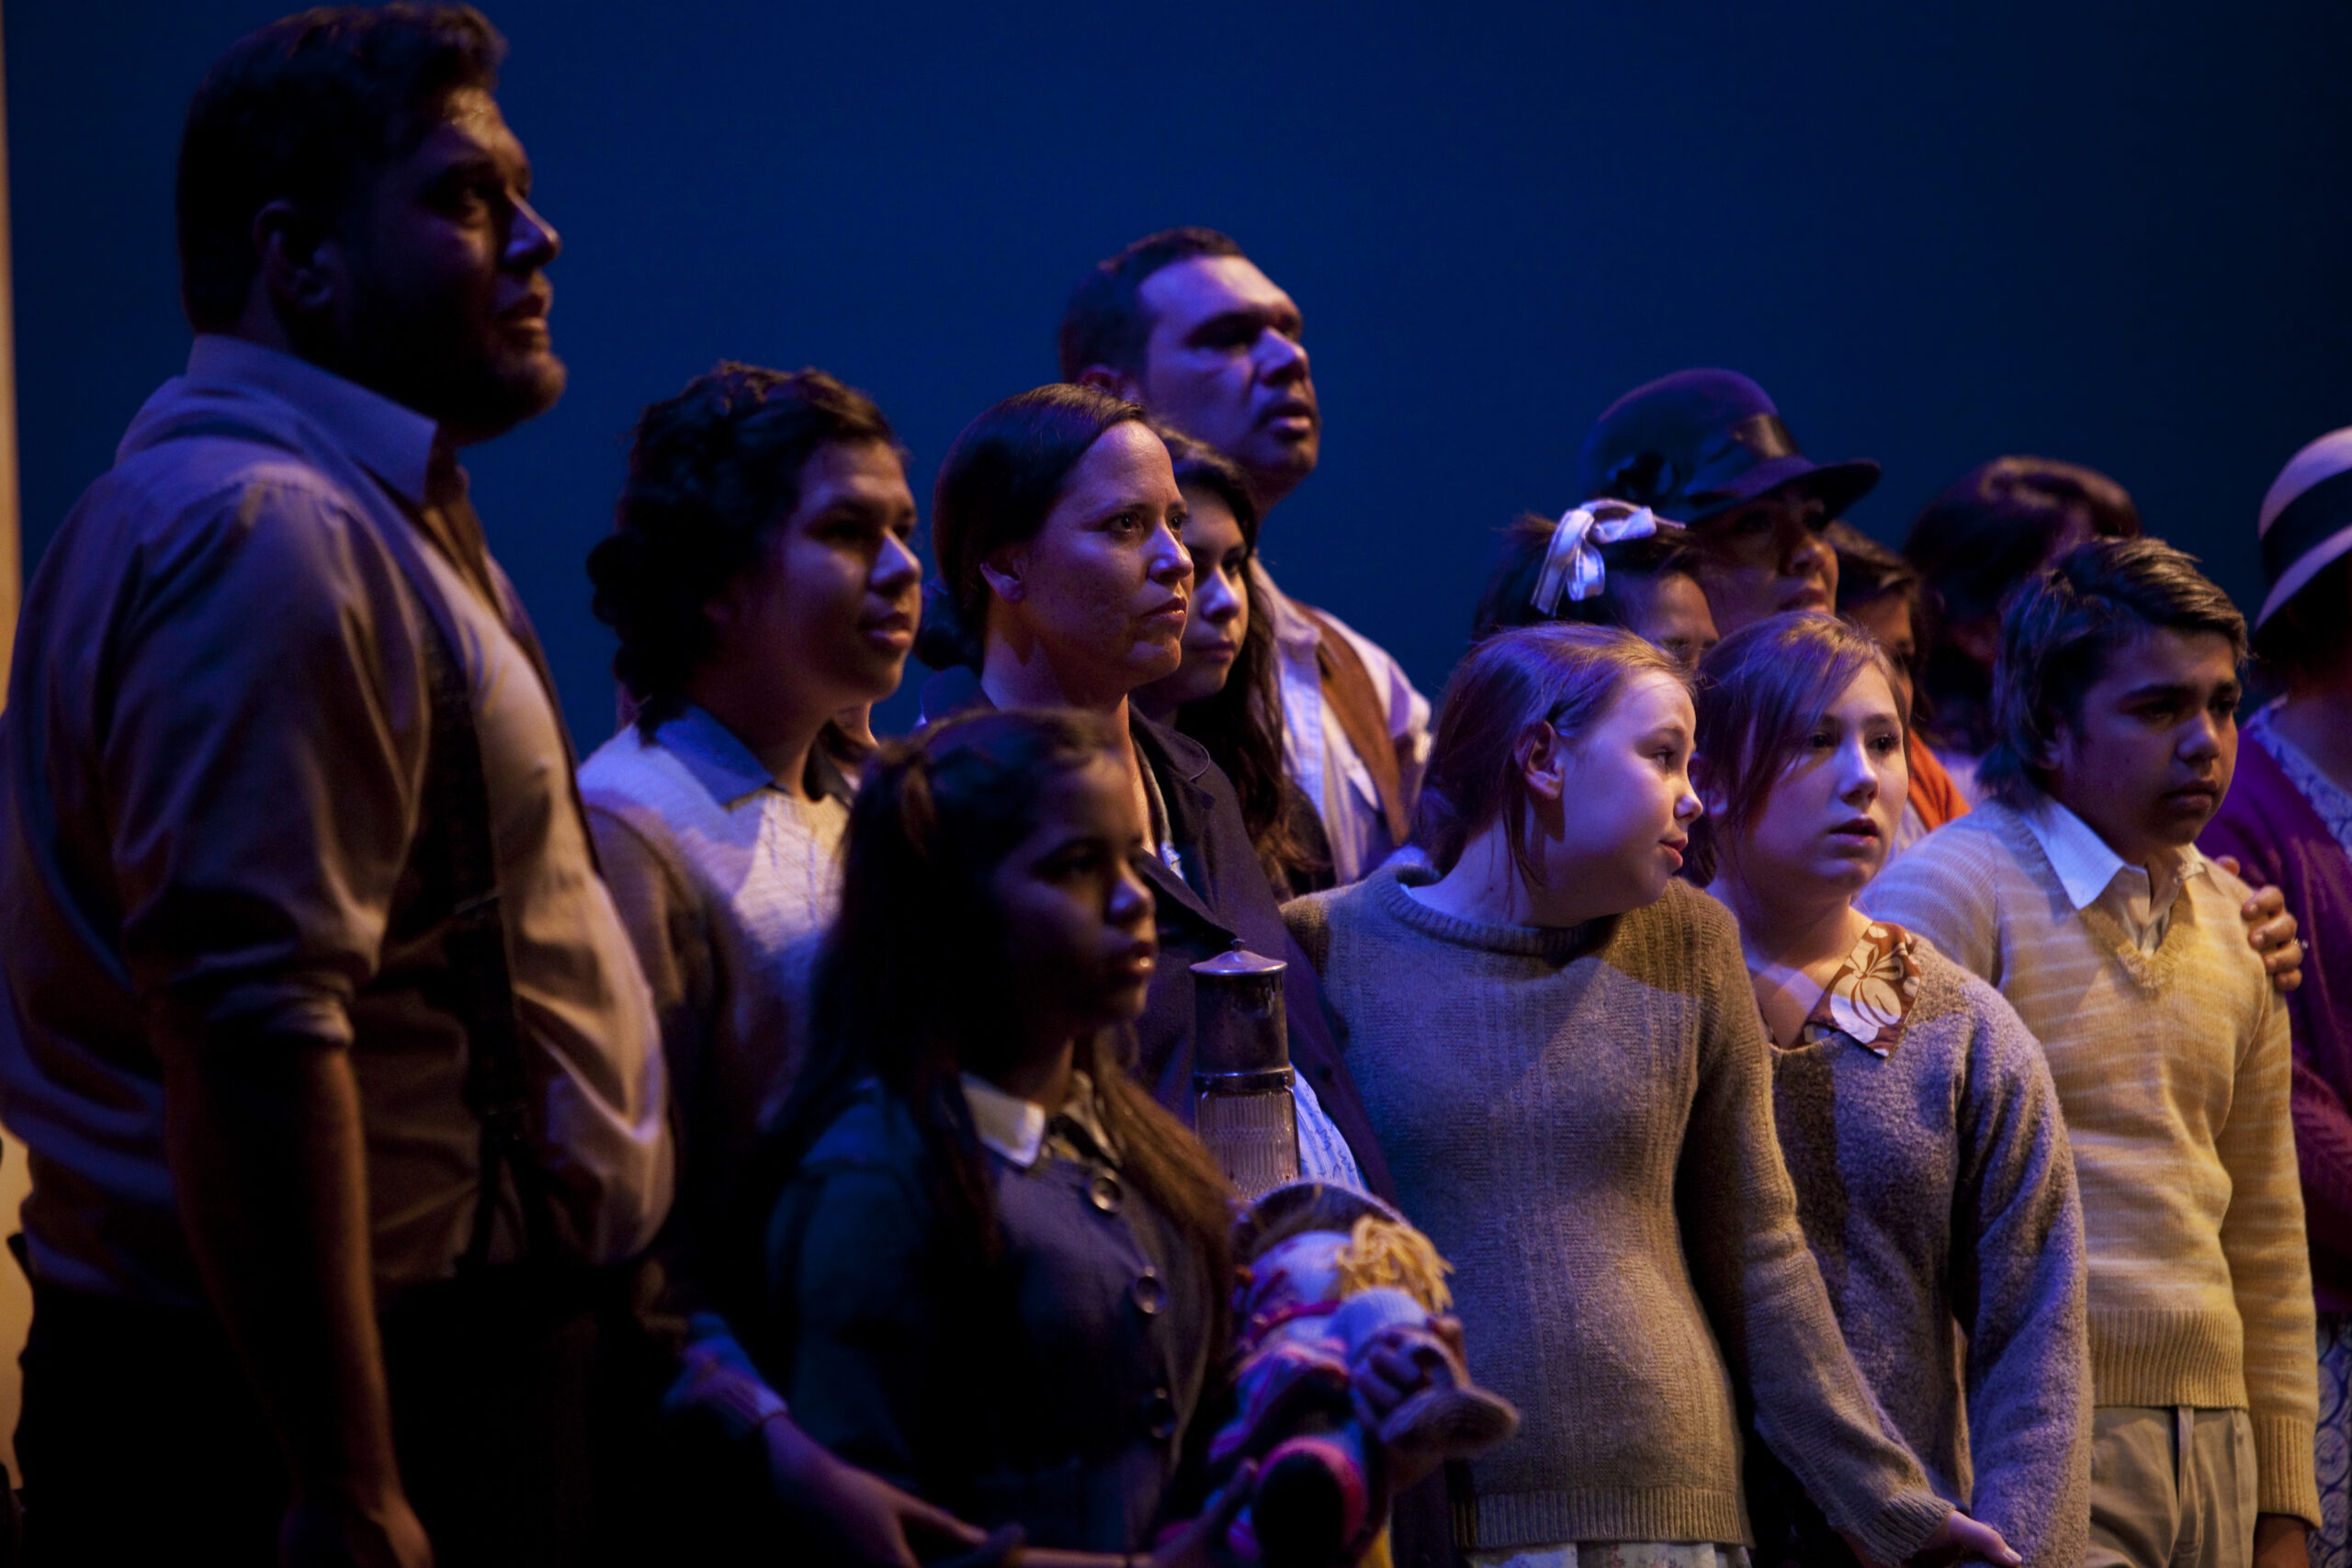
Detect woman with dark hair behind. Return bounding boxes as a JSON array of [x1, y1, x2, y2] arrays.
[[912, 383, 1395, 1200], [1692, 612, 2088, 1568], [755, 709, 1249, 1560], [1903, 457, 2142, 803], [1133, 429, 1332, 898], [1470, 500, 1720, 669], [1826, 521, 1969, 853]]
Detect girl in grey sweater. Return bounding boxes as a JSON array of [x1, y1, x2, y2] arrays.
[[1695, 612, 2090, 1568], [1285, 624, 2018, 1568]]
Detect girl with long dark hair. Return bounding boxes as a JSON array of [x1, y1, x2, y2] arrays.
[[756, 709, 1242, 1557], [1133, 429, 1330, 898]]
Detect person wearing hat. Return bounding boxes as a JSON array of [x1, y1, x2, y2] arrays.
[[1580, 378, 2305, 978], [1577, 368, 1880, 637], [2200, 426, 2352, 1568]]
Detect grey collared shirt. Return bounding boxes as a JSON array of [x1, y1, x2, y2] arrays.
[[579, 706, 849, 1256], [0, 335, 671, 1306]]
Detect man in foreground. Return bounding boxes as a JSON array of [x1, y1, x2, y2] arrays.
[[0, 8, 671, 1561]]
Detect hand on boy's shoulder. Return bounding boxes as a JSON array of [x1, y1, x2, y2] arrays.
[[2205, 857, 2304, 994]]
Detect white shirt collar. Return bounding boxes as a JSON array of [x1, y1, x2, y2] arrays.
[[959, 1074, 1047, 1168], [2020, 793, 2137, 912], [655, 705, 779, 808], [2019, 793, 2206, 909], [957, 1069, 1116, 1171], [184, 334, 441, 505]]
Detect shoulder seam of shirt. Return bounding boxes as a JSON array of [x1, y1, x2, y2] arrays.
[[582, 798, 698, 897]]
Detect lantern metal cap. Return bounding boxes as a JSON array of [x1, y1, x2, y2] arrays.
[[1191, 941, 1286, 979]]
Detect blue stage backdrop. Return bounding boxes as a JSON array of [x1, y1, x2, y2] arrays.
[[12, 1, 2352, 747]]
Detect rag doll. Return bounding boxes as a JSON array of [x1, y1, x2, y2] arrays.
[[1210, 1183, 1520, 1568]]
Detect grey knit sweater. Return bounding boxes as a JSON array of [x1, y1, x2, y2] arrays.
[[1752, 933, 2091, 1568], [1283, 869, 1951, 1560]]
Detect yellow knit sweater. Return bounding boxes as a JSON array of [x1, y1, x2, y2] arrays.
[[1862, 800, 2319, 1525]]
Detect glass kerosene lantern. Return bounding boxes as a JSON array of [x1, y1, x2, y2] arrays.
[[1191, 942, 1300, 1198]]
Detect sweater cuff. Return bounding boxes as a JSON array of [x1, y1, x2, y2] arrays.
[[2253, 1412, 2322, 1528], [662, 1312, 790, 1446], [1849, 1488, 1954, 1565]]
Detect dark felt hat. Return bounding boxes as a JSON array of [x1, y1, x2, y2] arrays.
[[1577, 368, 1881, 525]]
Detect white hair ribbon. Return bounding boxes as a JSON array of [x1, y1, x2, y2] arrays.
[[1532, 504, 1658, 614]]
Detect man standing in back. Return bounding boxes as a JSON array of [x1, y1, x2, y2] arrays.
[[1061, 229, 1430, 883]]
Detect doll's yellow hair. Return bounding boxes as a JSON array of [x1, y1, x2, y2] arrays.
[[1330, 1216, 1453, 1312]]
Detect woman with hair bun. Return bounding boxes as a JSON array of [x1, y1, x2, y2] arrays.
[[913, 383, 1394, 1200], [1902, 456, 2142, 802], [1692, 612, 2088, 1568], [1284, 622, 2018, 1568]]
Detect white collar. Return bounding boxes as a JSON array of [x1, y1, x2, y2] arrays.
[[960, 1074, 1046, 1168], [2019, 792, 2206, 912], [958, 1069, 1115, 1171]]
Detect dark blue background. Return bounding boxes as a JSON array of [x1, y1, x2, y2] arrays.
[[13, 1, 2352, 747]]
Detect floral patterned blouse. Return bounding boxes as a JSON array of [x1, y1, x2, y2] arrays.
[[1795, 919, 1924, 1057]]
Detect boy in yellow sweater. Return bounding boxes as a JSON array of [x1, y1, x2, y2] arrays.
[[1864, 537, 2319, 1568]]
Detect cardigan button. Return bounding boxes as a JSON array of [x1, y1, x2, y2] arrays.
[[1143, 1386, 1178, 1440], [1130, 1267, 1165, 1316], [1087, 1170, 1124, 1214]]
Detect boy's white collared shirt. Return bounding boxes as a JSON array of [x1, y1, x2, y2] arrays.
[[2019, 792, 2208, 953]]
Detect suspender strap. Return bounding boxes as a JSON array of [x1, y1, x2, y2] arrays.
[[1302, 606, 1412, 844], [138, 420, 561, 1272], [415, 610, 559, 1274]]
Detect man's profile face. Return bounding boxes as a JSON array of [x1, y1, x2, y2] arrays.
[[328, 86, 564, 443], [1134, 255, 1318, 511]]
